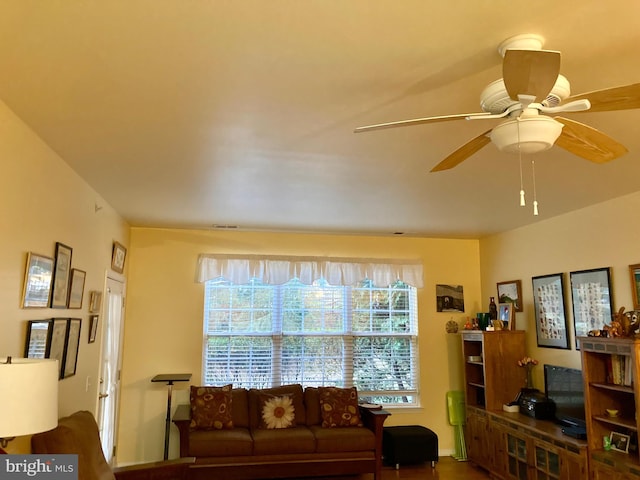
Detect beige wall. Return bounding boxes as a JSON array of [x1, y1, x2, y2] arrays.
[[479, 191, 640, 387], [0, 99, 129, 452], [117, 227, 482, 463]]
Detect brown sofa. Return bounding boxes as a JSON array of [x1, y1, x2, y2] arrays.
[[31, 410, 194, 480], [172, 384, 390, 480]]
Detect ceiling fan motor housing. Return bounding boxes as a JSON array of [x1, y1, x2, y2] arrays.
[[480, 75, 570, 114], [490, 116, 563, 154]]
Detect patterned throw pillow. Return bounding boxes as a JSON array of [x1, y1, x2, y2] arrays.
[[318, 386, 363, 428], [190, 384, 234, 430], [259, 394, 296, 429]]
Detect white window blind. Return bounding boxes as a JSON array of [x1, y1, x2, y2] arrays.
[[203, 277, 420, 406]]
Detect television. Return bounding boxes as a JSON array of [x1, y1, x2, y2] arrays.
[[544, 364, 586, 428]]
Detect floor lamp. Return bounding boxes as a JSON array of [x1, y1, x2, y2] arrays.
[[151, 373, 192, 460]]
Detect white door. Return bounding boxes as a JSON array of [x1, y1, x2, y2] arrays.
[[97, 276, 125, 465]]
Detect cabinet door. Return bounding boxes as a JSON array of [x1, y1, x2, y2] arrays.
[[559, 449, 587, 480], [490, 421, 507, 479], [467, 412, 491, 469], [532, 440, 560, 480], [505, 429, 529, 480]]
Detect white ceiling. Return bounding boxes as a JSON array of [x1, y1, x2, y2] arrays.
[[1, 1, 640, 238]]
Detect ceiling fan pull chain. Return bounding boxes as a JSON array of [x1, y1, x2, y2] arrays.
[[532, 158, 539, 216], [517, 118, 526, 206]]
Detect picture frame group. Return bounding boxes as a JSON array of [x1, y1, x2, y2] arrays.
[[24, 318, 82, 379]]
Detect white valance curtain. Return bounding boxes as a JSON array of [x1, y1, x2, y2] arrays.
[[196, 254, 424, 288]]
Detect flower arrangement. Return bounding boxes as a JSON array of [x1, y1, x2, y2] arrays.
[[517, 356, 539, 389]]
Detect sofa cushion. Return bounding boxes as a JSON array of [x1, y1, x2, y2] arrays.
[[231, 388, 249, 428], [318, 386, 363, 427], [249, 384, 306, 428], [251, 426, 316, 455], [310, 424, 375, 453], [304, 387, 321, 426], [188, 427, 253, 457], [190, 384, 234, 430], [259, 393, 296, 429]]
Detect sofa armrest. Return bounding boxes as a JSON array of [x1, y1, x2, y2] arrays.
[[359, 407, 390, 480], [113, 457, 195, 480], [172, 404, 192, 458]]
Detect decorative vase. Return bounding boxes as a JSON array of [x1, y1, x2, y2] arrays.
[[489, 297, 498, 320]]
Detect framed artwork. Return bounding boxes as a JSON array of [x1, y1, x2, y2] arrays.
[[89, 291, 102, 313], [436, 284, 464, 312], [570, 267, 613, 349], [48, 318, 69, 379], [51, 242, 73, 308], [63, 318, 81, 379], [532, 273, 570, 349], [629, 264, 640, 310], [68, 269, 86, 309], [88, 315, 99, 343], [24, 320, 52, 358], [497, 279, 523, 312], [498, 303, 515, 330], [21, 252, 54, 308], [111, 241, 127, 274], [610, 431, 630, 453]]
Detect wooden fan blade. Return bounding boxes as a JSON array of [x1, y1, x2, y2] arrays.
[[503, 49, 561, 101], [430, 130, 492, 172], [554, 117, 628, 163], [354, 112, 493, 133], [564, 83, 640, 112]]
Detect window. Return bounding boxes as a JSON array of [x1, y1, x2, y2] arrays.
[[203, 277, 419, 406]]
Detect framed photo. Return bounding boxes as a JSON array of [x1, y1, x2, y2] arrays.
[[48, 318, 69, 379], [570, 267, 613, 349], [532, 273, 570, 349], [610, 431, 630, 453], [63, 318, 81, 379], [67, 269, 86, 309], [111, 241, 127, 274], [24, 320, 52, 358], [436, 284, 464, 312], [51, 242, 73, 308], [88, 315, 99, 343], [89, 291, 102, 313], [629, 264, 640, 310], [498, 303, 515, 330], [21, 252, 54, 308], [497, 280, 523, 312]]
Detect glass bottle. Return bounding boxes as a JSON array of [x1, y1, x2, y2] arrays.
[[489, 296, 498, 320]]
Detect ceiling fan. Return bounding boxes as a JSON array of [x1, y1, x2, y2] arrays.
[[354, 34, 640, 172]]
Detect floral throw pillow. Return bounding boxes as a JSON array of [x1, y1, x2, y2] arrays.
[[190, 384, 234, 430], [259, 394, 296, 429], [318, 386, 363, 428]]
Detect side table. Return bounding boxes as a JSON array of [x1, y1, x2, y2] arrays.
[[151, 373, 192, 459]]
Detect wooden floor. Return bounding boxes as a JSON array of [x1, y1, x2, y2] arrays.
[[302, 457, 491, 480]]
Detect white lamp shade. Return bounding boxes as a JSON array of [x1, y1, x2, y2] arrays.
[[0, 358, 59, 438]]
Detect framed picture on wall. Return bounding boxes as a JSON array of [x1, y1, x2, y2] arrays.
[[88, 315, 99, 343], [24, 320, 52, 358], [436, 284, 465, 312], [51, 242, 73, 308], [629, 264, 640, 310], [67, 269, 86, 309], [63, 318, 81, 379], [570, 267, 613, 349], [532, 273, 570, 349], [111, 241, 127, 274], [48, 318, 69, 379], [497, 280, 523, 312], [21, 252, 54, 308]]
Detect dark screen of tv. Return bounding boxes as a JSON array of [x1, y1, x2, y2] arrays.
[[544, 364, 586, 428]]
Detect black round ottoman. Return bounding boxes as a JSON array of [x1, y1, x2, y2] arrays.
[[382, 425, 439, 469]]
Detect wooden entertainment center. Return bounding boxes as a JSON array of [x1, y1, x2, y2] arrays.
[[462, 330, 608, 480]]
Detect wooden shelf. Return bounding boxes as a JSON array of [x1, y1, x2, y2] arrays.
[[593, 414, 638, 432], [466, 361, 484, 366], [468, 381, 485, 389], [591, 382, 634, 394]]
